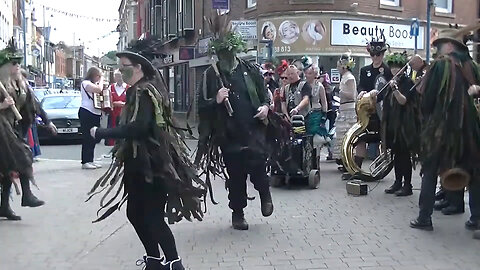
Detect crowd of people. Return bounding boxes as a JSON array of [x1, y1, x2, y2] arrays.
[[2, 12, 480, 270]]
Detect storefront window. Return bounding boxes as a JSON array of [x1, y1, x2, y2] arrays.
[[169, 64, 189, 112]]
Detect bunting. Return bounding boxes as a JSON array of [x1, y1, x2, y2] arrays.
[[38, 4, 119, 22]]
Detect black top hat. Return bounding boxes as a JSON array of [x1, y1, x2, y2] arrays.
[[366, 38, 388, 54], [116, 51, 157, 78]]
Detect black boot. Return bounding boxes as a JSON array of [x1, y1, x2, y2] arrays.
[[161, 258, 185, 270], [410, 218, 433, 231], [395, 185, 413, 196], [232, 211, 248, 230], [0, 183, 21, 220], [20, 175, 44, 207], [136, 255, 165, 270], [434, 199, 449, 211], [441, 205, 464, 215], [435, 188, 446, 201], [385, 181, 402, 194], [260, 191, 273, 217]]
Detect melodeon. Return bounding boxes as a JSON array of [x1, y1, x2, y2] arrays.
[[93, 88, 112, 110]]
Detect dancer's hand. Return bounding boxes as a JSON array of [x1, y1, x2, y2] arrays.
[[48, 122, 57, 135], [90, 127, 98, 139], [0, 97, 15, 110], [468, 85, 480, 96], [216, 87, 230, 104], [254, 105, 269, 120]]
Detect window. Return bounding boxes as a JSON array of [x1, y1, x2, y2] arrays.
[[247, 0, 257, 8], [168, 0, 177, 36], [183, 0, 194, 30], [219, 0, 230, 15], [434, 0, 453, 13], [380, 0, 400, 6]]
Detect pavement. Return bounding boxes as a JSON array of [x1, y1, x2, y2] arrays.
[[0, 140, 479, 270]]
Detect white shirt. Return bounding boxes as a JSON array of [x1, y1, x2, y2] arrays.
[[81, 80, 102, 115], [114, 82, 127, 96]]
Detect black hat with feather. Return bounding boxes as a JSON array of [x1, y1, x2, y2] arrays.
[[116, 37, 165, 79]]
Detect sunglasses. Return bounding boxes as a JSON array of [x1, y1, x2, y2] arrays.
[[370, 52, 383, 57], [281, 77, 288, 80], [11, 61, 20, 65]]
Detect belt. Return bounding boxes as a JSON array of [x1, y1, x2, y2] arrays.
[[340, 100, 355, 105]]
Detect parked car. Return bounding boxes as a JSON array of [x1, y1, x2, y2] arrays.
[[37, 93, 82, 141]]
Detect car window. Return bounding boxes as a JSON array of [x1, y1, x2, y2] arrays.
[[42, 96, 81, 109]]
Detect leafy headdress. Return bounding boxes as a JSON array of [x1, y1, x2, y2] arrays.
[[205, 11, 247, 55], [338, 51, 355, 70], [385, 51, 408, 68], [0, 38, 23, 67]]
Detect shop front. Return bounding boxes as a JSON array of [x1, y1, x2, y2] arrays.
[[257, 14, 426, 81], [154, 51, 192, 113]]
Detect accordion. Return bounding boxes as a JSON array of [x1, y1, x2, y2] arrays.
[[93, 88, 112, 110]]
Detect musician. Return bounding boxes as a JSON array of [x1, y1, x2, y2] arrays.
[[79, 67, 104, 170], [105, 69, 128, 146], [410, 27, 480, 231], [332, 53, 357, 168], [355, 39, 393, 171], [0, 40, 56, 220], [195, 15, 273, 230], [382, 52, 421, 196], [88, 44, 206, 269]]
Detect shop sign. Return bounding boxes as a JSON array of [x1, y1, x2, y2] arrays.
[[163, 54, 174, 65], [197, 37, 212, 57], [331, 19, 425, 50], [212, 0, 229, 10], [330, 69, 340, 84], [179, 46, 195, 60], [231, 20, 257, 40]]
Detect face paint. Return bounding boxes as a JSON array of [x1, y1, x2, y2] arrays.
[[121, 66, 134, 83]]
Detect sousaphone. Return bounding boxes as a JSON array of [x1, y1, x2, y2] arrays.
[[340, 74, 394, 181]]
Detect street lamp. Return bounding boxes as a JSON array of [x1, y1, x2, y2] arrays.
[[426, 0, 433, 64], [259, 39, 273, 63]]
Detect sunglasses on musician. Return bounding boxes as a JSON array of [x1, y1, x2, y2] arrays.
[[370, 52, 383, 57]]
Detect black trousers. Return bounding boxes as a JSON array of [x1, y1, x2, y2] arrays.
[[78, 107, 101, 164], [393, 149, 412, 188], [125, 171, 178, 261], [418, 165, 480, 222], [223, 151, 270, 213]]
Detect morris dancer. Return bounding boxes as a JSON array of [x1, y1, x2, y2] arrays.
[[355, 39, 393, 172], [195, 12, 273, 230], [88, 41, 206, 269], [0, 39, 56, 220], [381, 52, 421, 196], [410, 26, 480, 233]]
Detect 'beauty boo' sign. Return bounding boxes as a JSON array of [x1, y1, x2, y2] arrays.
[[331, 19, 425, 50]]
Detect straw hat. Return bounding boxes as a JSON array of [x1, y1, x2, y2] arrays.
[[432, 20, 480, 51]]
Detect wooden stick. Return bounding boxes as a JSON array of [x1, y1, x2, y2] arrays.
[[0, 81, 23, 121], [210, 56, 234, 116]]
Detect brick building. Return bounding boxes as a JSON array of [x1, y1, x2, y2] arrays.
[[121, 0, 478, 120], [243, 0, 478, 80]]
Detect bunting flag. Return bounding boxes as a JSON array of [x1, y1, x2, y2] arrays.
[[38, 4, 119, 22], [84, 31, 117, 44]]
